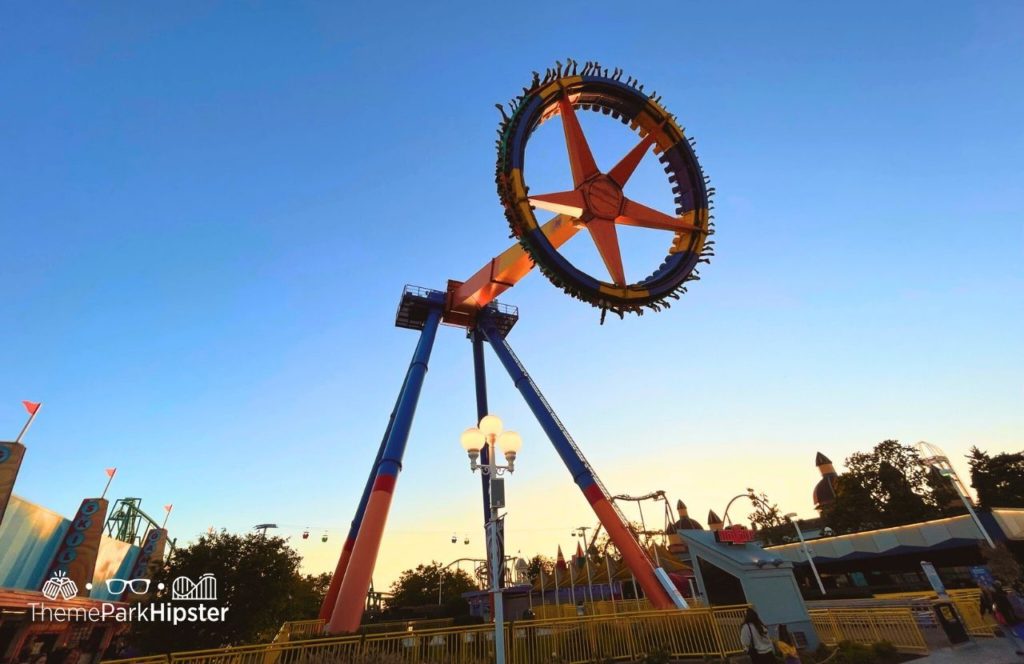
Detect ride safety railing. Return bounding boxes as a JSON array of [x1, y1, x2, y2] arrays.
[[809, 607, 928, 655], [101, 657, 169, 664], [104, 605, 750, 664], [273, 616, 459, 642], [533, 598, 655, 619], [870, 588, 996, 638]]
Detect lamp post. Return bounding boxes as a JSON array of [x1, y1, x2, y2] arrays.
[[461, 415, 522, 664], [784, 512, 826, 596]]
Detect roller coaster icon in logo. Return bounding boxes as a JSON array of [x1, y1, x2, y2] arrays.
[[171, 573, 217, 601], [41, 570, 79, 601]]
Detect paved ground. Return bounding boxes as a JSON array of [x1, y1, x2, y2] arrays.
[[909, 638, 1024, 662]]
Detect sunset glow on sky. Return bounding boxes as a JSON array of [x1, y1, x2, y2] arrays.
[[2, 2, 1021, 589]]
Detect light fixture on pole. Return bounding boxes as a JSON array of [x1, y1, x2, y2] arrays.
[[784, 512, 826, 596], [460, 414, 522, 664]]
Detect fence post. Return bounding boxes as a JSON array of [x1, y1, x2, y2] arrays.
[[869, 610, 883, 644], [829, 610, 843, 645], [709, 608, 729, 660]]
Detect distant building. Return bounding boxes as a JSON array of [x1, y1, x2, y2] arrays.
[[1, 438, 171, 659], [765, 450, 1024, 597], [812, 452, 838, 512]]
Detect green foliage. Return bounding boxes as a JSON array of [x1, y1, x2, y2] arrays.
[[128, 531, 327, 653], [823, 440, 956, 533], [639, 645, 671, 664], [812, 640, 905, 664], [924, 466, 963, 516], [981, 541, 1023, 585], [526, 554, 554, 583], [386, 561, 477, 615], [747, 491, 788, 545], [968, 447, 1024, 508], [870, 641, 898, 659], [291, 571, 333, 619]]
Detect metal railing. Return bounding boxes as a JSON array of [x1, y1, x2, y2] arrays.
[[533, 598, 656, 619], [272, 618, 325, 642], [869, 588, 996, 638], [104, 605, 750, 664], [809, 607, 928, 655]]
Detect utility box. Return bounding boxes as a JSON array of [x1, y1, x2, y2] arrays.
[[490, 478, 505, 508]]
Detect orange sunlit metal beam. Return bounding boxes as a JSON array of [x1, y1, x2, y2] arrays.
[[447, 215, 579, 319]]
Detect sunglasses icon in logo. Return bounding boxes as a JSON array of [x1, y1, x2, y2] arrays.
[[105, 578, 151, 595]]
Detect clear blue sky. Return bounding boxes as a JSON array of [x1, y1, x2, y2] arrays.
[[2, 2, 1021, 586]]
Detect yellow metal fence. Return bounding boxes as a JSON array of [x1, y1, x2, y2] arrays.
[[272, 619, 324, 643], [105, 605, 749, 664], [533, 598, 655, 619], [873, 588, 996, 638], [809, 608, 928, 655]]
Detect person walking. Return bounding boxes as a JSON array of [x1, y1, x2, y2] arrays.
[[776, 624, 800, 664], [990, 581, 1024, 656], [739, 607, 776, 663]]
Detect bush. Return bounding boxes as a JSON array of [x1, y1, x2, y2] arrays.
[[871, 641, 899, 659], [808, 640, 905, 664], [640, 646, 671, 664]]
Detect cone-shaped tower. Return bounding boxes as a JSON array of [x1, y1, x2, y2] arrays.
[[813, 452, 839, 511], [670, 499, 703, 531], [707, 509, 723, 532]]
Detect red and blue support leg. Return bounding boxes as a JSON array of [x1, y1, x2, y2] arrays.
[[327, 302, 443, 633], [319, 372, 409, 622], [478, 317, 674, 610]]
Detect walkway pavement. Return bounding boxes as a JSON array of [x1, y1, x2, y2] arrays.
[[909, 638, 1024, 662]]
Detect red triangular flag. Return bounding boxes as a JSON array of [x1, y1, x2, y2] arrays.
[[164, 504, 173, 512], [556, 545, 567, 571], [105, 467, 117, 478], [575, 542, 586, 566], [22, 400, 40, 415]]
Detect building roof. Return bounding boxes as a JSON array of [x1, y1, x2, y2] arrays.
[[813, 475, 837, 510], [766, 508, 1024, 564], [671, 517, 704, 531]]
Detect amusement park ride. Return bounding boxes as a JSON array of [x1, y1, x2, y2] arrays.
[[320, 60, 714, 634]]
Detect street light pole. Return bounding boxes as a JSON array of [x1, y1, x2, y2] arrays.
[[785, 512, 825, 596], [573, 526, 595, 604], [461, 415, 522, 664]]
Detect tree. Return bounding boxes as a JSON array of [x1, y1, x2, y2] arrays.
[[747, 491, 788, 545], [291, 571, 333, 619], [526, 555, 554, 583], [825, 472, 886, 534], [387, 562, 478, 616], [821, 440, 958, 533], [128, 531, 323, 653], [925, 466, 964, 516], [981, 542, 1023, 586], [968, 447, 1024, 508]]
